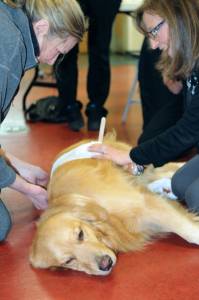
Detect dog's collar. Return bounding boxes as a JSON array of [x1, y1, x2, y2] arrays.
[[51, 141, 101, 176]]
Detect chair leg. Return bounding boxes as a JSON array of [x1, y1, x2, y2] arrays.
[[22, 66, 39, 113], [121, 67, 140, 123], [22, 66, 57, 116]]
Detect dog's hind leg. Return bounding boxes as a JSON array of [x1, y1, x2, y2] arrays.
[[143, 198, 199, 245]]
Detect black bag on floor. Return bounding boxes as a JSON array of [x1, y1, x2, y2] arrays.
[[25, 96, 68, 123]]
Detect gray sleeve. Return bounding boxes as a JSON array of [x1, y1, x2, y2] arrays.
[[0, 156, 16, 188]]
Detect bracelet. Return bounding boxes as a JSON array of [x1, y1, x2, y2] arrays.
[[131, 163, 144, 176]]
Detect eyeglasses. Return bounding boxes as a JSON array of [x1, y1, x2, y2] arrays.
[[146, 20, 165, 40]]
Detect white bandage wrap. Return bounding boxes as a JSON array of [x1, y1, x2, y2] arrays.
[[147, 178, 177, 200], [51, 141, 101, 176]]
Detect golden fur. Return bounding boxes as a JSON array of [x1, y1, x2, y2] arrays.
[[30, 134, 199, 276]]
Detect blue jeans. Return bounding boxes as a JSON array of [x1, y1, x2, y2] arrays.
[[0, 199, 12, 242]]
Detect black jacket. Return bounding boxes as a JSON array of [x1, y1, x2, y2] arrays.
[[130, 69, 199, 167]]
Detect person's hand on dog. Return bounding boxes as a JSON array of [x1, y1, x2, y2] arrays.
[[88, 143, 132, 166], [7, 154, 49, 210], [24, 183, 48, 210], [10, 174, 48, 210], [7, 154, 49, 187]]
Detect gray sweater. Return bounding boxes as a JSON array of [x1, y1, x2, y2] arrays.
[[0, 2, 37, 188]]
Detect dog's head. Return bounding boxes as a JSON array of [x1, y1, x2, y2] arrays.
[[30, 196, 117, 276]]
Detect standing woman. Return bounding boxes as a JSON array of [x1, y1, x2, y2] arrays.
[[89, 0, 199, 211], [0, 0, 85, 241]]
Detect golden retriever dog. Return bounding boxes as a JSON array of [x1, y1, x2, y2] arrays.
[[30, 134, 199, 276]]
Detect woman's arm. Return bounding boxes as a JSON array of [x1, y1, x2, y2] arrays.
[[10, 173, 48, 210], [131, 84, 199, 167], [0, 151, 48, 210], [90, 76, 199, 168]]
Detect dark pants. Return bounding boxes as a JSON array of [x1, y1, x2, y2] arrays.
[[55, 0, 121, 109], [138, 38, 184, 144], [172, 155, 199, 212], [0, 199, 12, 242]]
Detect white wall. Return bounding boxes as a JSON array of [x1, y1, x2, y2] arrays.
[[111, 14, 144, 53]]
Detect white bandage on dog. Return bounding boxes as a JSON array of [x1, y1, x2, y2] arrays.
[[51, 141, 101, 176], [147, 178, 177, 200]]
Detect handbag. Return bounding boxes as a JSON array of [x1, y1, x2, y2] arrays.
[[25, 96, 68, 123]]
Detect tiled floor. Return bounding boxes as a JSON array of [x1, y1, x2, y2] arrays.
[[1, 55, 199, 300]]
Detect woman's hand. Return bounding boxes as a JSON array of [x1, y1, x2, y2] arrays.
[[88, 143, 132, 166], [7, 154, 49, 187], [89, 143, 145, 176], [10, 174, 48, 210], [7, 154, 49, 210], [23, 183, 48, 210]]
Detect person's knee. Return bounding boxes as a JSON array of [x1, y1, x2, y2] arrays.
[[171, 172, 185, 199], [185, 184, 199, 213], [0, 200, 12, 242]]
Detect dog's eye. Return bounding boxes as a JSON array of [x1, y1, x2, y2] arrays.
[[78, 229, 84, 241]]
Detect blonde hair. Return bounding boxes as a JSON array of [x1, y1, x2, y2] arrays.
[[3, 0, 86, 41], [135, 0, 199, 80]]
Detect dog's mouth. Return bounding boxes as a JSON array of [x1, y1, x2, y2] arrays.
[[96, 255, 114, 272]]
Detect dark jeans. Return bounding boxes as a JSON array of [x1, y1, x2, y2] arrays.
[[138, 38, 184, 144], [55, 0, 121, 109], [172, 155, 199, 212], [0, 199, 12, 242]]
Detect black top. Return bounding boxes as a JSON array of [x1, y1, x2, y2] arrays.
[[130, 69, 199, 167]]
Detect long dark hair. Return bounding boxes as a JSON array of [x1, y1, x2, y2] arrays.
[[135, 0, 199, 80]]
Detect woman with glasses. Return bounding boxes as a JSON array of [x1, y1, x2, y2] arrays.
[[138, 37, 183, 145], [89, 0, 199, 212], [0, 0, 85, 242]]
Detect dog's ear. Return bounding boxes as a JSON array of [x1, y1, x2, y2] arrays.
[[48, 194, 109, 223], [92, 214, 148, 253], [71, 202, 108, 223]]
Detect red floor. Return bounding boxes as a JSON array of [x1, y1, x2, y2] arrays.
[[1, 65, 199, 300]]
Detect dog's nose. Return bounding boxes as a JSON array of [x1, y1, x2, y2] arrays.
[[98, 255, 113, 271]]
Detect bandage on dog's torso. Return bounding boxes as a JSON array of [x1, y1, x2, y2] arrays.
[[51, 117, 107, 176]]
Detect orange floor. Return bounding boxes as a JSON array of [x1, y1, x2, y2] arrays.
[[1, 63, 199, 300]]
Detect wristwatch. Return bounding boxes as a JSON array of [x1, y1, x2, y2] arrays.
[[131, 163, 145, 176]]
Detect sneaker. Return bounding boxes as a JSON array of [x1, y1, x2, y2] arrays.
[[66, 100, 84, 131], [86, 104, 108, 131]]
